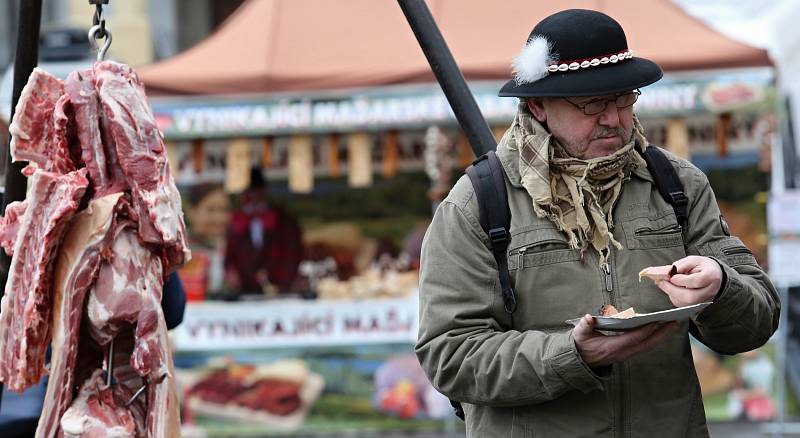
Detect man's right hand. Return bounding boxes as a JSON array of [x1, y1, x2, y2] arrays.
[[572, 314, 679, 367]]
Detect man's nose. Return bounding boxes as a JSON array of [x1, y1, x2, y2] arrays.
[[597, 102, 621, 127]]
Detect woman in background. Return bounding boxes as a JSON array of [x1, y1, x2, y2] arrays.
[[180, 183, 231, 300]]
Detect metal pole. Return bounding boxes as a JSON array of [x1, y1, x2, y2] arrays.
[[0, 0, 43, 410], [764, 285, 794, 437], [397, 0, 496, 157], [777, 285, 789, 436]]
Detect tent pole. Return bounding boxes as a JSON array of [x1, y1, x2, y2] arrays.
[[0, 0, 43, 411], [397, 0, 496, 157]]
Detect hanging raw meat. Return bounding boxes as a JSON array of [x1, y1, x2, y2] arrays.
[[0, 168, 89, 391], [0, 60, 188, 437]]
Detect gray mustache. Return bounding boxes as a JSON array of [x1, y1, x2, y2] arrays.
[[593, 128, 626, 140]]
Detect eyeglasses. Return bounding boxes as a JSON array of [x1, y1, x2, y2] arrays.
[[562, 90, 641, 116]]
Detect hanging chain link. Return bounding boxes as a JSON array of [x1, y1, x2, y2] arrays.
[[92, 4, 106, 39], [88, 0, 112, 61]]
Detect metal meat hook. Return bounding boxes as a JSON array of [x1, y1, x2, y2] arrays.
[[104, 337, 149, 407], [126, 372, 166, 406], [126, 384, 147, 407], [88, 24, 112, 62], [105, 337, 115, 387]]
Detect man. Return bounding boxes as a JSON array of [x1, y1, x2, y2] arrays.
[[416, 9, 779, 437], [225, 167, 303, 294]]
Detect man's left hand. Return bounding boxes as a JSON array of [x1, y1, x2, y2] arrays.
[[656, 256, 722, 307]]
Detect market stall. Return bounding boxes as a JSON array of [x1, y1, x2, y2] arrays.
[[0, 0, 782, 435], [133, 0, 781, 434], [172, 296, 459, 436], [137, 0, 775, 190]]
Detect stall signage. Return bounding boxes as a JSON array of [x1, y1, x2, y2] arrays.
[[151, 86, 518, 140], [172, 296, 419, 351], [635, 84, 699, 114], [767, 190, 800, 287], [768, 191, 800, 235], [149, 68, 773, 140], [768, 239, 800, 288]]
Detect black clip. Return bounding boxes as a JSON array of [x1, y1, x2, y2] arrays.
[[450, 400, 465, 420], [502, 288, 517, 314], [668, 191, 688, 206], [471, 153, 489, 166], [488, 227, 509, 246]]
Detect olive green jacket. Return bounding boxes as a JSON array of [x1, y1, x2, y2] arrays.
[[416, 137, 780, 438]]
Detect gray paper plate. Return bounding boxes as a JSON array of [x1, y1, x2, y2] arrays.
[[565, 302, 713, 331]]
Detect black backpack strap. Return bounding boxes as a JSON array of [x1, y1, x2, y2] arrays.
[[449, 400, 465, 421], [639, 145, 689, 227], [453, 151, 514, 422], [465, 151, 517, 316]]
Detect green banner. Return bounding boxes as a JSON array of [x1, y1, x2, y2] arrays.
[[150, 68, 774, 140]]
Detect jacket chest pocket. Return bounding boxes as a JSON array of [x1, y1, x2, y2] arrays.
[[621, 214, 684, 250], [507, 228, 599, 331], [618, 214, 687, 313], [508, 227, 580, 271]]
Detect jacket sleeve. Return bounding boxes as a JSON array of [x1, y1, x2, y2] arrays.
[[415, 180, 603, 407], [680, 163, 780, 354]]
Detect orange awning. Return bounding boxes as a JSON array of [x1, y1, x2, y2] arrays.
[[138, 0, 772, 95]]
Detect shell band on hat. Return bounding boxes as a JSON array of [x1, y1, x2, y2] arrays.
[[547, 49, 634, 73], [512, 35, 634, 85]]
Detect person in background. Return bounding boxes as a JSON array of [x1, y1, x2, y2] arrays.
[[179, 183, 231, 300], [224, 167, 303, 295]]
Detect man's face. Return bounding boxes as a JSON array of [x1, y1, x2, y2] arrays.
[[188, 189, 231, 241], [240, 187, 270, 212], [527, 92, 635, 160]]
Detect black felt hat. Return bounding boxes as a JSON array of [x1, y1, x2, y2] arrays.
[[499, 9, 663, 97], [249, 166, 267, 189]]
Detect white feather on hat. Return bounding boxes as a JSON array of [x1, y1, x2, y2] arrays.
[[511, 36, 555, 85]]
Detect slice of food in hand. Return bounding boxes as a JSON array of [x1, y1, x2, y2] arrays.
[[597, 304, 636, 319], [638, 265, 678, 283]]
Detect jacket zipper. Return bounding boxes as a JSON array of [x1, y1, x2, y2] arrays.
[[602, 252, 626, 438], [601, 262, 613, 292], [615, 362, 628, 438], [508, 239, 568, 269], [634, 224, 682, 237], [723, 246, 752, 256]]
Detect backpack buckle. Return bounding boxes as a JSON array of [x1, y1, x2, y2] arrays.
[[502, 287, 517, 313], [488, 227, 509, 246], [471, 153, 490, 166], [450, 400, 465, 420], [669, 191, 688, 207]]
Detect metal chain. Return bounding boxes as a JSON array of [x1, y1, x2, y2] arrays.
[[92, 4, 106, 39]]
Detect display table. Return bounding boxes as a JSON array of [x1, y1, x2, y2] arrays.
[[171, 294, 460, 437]]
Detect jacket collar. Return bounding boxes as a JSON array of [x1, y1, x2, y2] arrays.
[[631, 141, 654, 182], [630, 156, 654, 182], [495, 128, 524, 188]]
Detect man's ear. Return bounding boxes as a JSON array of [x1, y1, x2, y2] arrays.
[[526, 98, 547, 123]]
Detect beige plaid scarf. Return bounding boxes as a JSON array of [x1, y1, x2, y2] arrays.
[[508, 101, 648, 266]]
